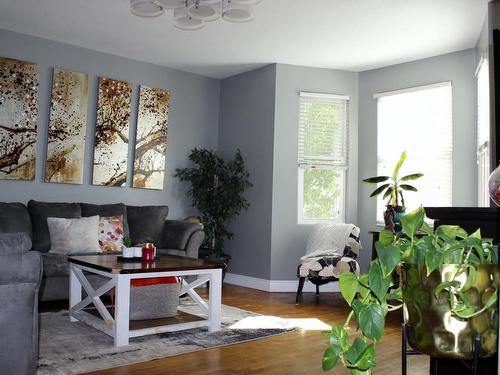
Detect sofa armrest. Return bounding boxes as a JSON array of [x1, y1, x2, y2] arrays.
[[161, 220, 204, 255], [0, 232, 32, 255], [0, 233, 42, 285], [0, 251, 43, 286]]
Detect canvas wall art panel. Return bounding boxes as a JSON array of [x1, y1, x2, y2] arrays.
[[92, 77, 132, 187], [45, 68, 89, 184], [0, 57, 39, 180], [132, 85, 170, 190]]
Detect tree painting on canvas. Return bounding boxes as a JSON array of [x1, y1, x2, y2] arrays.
[[133, 85, 170, 190], [0, 57, 39, 180], [92, 77, 132, 187], [45, 68, 89, 184]]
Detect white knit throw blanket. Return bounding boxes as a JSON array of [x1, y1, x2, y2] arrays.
[[300, 223, 357, 262]]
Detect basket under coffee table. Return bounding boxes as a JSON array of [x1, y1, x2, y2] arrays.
[[68, 254, 223, 347]]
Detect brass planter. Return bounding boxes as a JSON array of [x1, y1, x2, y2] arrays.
[[401, 264, 499, 359]]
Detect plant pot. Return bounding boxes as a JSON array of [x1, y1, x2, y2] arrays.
[[401, 264, 499, 359]]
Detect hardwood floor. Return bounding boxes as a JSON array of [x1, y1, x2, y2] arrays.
[[79, 284, 429, 375]]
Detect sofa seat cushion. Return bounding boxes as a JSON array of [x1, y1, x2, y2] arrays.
[[127, 205, 168, 245], [0, 203, 32, 239], [42, 253, 70, 277], [81, 203, 130, 238], [28, 200, 82, 252]]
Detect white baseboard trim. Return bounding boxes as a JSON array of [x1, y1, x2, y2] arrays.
[[224, 272, 339, 293]]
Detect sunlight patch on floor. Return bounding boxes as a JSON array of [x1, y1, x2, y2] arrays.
[[229, 316, 331, 330]]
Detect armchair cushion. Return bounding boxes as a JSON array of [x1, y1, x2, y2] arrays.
[[127, 205, 168, 245], [161, 220, 203, 250], [0, 202, 32, 239], [28, 200, 81, 252], [298, 256, 360, 280]]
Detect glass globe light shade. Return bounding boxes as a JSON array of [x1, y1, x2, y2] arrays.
[[156, 0, 186, 9], [130, 0, 164, 17], [187, 3, 220, 21], [222, 4, 253, 22], [488, 164, 500, 206], [174, 7, 206, 30]]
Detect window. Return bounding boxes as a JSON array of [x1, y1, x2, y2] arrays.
[[375, 82, 453, 221], [298, 92, 349, 224], [476, 57, 490, 207]]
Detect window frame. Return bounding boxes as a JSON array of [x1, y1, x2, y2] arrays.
[[297, 92, 349, 225], [373, 81, 453, 222]]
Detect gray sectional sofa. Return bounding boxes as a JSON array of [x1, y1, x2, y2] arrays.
[[0, 200, 205, 302], [0, 233, 42, 375]]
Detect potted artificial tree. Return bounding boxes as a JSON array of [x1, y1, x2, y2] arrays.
[[363, 151, 423, 231], [322, 207, 498, 374], [175, 148, 252, 276]]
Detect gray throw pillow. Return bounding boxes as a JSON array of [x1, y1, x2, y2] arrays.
[[47, 216, 102, 255]]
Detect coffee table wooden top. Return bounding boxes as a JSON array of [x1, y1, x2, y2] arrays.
[[68, 254, 223, 274]]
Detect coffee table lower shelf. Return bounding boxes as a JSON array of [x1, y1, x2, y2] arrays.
[[68, 258, 222, 347]]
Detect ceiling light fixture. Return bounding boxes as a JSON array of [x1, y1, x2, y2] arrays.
[[130, 0, 261, 30]]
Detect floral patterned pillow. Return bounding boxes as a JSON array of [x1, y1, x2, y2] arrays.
[[98, 215, 124, 252]]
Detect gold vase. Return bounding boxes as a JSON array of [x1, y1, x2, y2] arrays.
[[401, 264, 499, 359]]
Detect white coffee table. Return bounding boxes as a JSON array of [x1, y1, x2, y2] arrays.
[[68, 254, 222, 347]]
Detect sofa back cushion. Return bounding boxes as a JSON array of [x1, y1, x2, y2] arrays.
[[0, 203, 32, 239], [127, 205, 168, 245], [81, 203, 130, 238], [28, 200, 82, 252]]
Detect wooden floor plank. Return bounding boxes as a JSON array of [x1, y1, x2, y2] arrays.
[[66, 284, 429, 375]]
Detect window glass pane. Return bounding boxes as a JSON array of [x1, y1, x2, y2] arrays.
[[376, 84, 452, 220], [302, 168, 343, 221]]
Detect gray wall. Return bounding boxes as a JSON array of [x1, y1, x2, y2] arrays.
[[218, 65, 277, 280], [357, 49, 477, 271], [0, 29, 220, 219], [270, 64, 359, 280]]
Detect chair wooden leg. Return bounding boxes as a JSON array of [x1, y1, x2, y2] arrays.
[[315, 284, 320, 304], [295, 277, 306, 304]]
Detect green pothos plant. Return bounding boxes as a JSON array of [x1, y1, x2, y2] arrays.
[[322, 207, 498, 374]]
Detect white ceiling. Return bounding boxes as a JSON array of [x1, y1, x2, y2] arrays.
[[0, 0, 488, 79]]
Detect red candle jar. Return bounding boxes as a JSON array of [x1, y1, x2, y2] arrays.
[[141, 243, 155, 262]]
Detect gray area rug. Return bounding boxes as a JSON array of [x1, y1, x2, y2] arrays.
[[37, 299, 293, 375]]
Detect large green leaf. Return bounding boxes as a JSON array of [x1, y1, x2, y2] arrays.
[[400, 173, 424, 181], [358, 303, 385, 341], [330, 324, 350, 352], [436, 225, 462, 241], [378, 229, 395, 246], [363, 176, 390, 183], [345, 338, 368, 366], [340, 272, 359, 306], [392, 151, 407, 180], [358, 274, 370, 300], [369, 261, 391, 302], [399, 184, 418, 192], [369, 183, 390, 197], [375, 242, 400, 278], [401, 206, 425, 238], [323, 346, 341, 371], [383, 186, 394, 200]]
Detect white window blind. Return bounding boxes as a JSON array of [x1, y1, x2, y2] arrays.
[[375, 82, 453, 220], [476, 57, 490, 207], [297, 92, 349, 223], [298, 92, 349, 168]]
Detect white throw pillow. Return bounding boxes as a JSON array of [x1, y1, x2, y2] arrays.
[[47, 216, 102, 255]]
